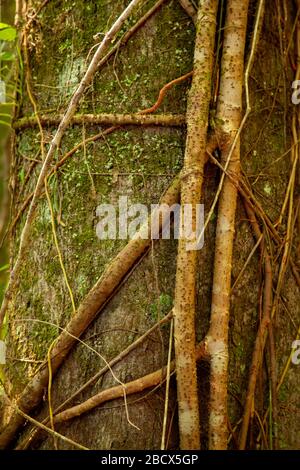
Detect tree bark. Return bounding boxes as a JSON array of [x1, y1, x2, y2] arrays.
[[0, 0, 299, 451]]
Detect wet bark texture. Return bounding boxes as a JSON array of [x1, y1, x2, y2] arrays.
[[2, 0, 300, 450]]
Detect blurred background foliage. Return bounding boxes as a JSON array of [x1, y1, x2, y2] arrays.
[[0, 0, 15, 310]]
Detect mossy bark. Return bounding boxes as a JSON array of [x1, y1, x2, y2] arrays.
[[1, 0, 299, 450], [3, 0, 194, 450]]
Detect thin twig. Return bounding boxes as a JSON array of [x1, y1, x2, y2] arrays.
[[96, 0, 169, 71], [239, 202, 273, 449], [14, 403, 88, 450], [41, 338, 207, 427], [161, 318, 173, 450], [16, 311, 173, 450]]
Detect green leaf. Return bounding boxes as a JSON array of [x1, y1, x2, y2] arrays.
[[0, 264, 9, 273], [0, 23, 16, 42], [0, 66, 10, 75], [19, 168, 25, 183], [0, 119, 11, 127], [0, 51, 14, 61]]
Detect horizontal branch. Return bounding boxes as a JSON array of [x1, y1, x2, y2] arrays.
[[16, 310, 174, 450], [52, 339, 208, 425], [13, 113, 186, 129]]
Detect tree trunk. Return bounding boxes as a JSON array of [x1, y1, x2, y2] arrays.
[[0, 0, 299, 450]]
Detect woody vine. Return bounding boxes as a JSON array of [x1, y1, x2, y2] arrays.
[[0, 0, 299, 451]]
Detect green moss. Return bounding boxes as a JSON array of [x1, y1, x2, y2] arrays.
[[149, 293, 173, 321], [7, 0, 195, 410]]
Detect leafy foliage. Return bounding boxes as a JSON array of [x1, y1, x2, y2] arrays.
[[0, 22, 17, 134], [0, 23, 16, 42]]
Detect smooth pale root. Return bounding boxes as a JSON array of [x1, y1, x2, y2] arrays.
[[53, 365, 168, 424], [209, 346, 227, 376], [208, 0, 250, 450], [173, 0, 219, 450], [209, 411, 225, 430], [179, 406, 197, 436], [193, 47, 207, 64], [207, 337, 226, 356], [217, 213, 233, 233]]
